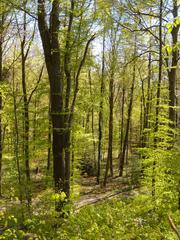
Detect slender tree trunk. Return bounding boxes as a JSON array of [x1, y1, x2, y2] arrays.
[[33, 98, 37, 151], [144, 51, 152, 147], [119, 88, 125, 154], [104, 44, 115, 185], [140, 80, 145, 147], [169, 0, 180, 209], [21, 27, 30, 184], [63, 0, 75, 198], [64, 130, 70, 198], [71, 132, 75, 178], [88, 70, 96, 169], [140, 52, 151, 172], [20, 18, 32, 206], [0, 14, 3, 197], [97, 32, 105, 184], [107, 72, 114, 177], [12, 56, 22, 202], [152, 0, 163, 197], [119, 49, 136, 177], [146, 51, 151, 130], [168, 0, 179, 130], [47, 102, 51, 171]]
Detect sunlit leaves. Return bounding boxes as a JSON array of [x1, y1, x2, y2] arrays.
[[166, 17, 180, 33]]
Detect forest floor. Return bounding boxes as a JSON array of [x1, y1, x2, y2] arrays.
[[0, 172, 138, 213], [0, 171, 140, 237], [75, 174, 138, 209]]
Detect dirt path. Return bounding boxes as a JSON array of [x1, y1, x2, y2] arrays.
[[75, 175, 137, 209], [0, 176, 137, 213], [75, 188, 132, 209]]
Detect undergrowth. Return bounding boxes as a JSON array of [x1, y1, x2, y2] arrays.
[[0, 193, 179, 240]]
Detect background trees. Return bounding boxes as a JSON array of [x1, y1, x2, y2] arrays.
[[0, 0, 179, 238]]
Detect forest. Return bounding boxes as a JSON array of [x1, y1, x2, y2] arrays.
[[0, 0, 179, 239]]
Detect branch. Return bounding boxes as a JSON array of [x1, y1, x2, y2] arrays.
[[3, 0, 38, 20], [38, 0, 51, 59], [168, 215, 180, 240], [28, 64, 44, 104], [69, 34, 95, 124], [25, 22, 36, 60], [75, 35, 96, 85], [124, 50, 158, 67], [64, 0, 74, 112]]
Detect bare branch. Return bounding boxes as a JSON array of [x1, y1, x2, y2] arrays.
[[69, 35, 96, 124], [168, 215, 180, 240], [2, 0, 38, 20], [28, 64, 44, 104]]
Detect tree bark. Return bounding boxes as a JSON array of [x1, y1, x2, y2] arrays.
[[12, 52, 22, 202], [21, 34, 30, 183], [120, 88, 125, 151], [152, 0, 163, 197], [119, 62, 136, 177], [107, 70, 114, 177], [168, 0, 179, 129], [63, 0, 74, 198], [97, 31, 105, 184], [104, 40, 115, 185], [88, 70, 96, 169], [38, 0, 65, 200], [47, 102, 52, 171], [143, 51, 152, 147], [38, 0, 94, 202], [0, 14, 4, 197]]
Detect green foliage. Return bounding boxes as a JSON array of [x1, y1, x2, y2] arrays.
[[1, 194, 179, 239], [0, 1, 179, 240], [166, 17, 180, 33]]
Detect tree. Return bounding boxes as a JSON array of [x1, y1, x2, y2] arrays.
[[0, 5, 4, 197], [119, 39, 136, 177], [38, 0, 94, 206], [166, 0, 179, 130], [0, 2, 10, 197], [37, 0, 66, 203], [97, 30, 105, 184]]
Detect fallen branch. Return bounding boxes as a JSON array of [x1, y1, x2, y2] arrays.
[[168, 215, 180, 239], [75, 185, 137, 210]]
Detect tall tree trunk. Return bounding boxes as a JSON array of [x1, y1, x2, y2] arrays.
[[88, 70, 96, 169], [21, 13, 30, 183], [0, 14, 4, 197], [119, 87, 125, 156], [104, 43, 115, 185], [97, 32, 105, 184], [47, 102, 52, 171], [152, 0, 163, 197], [107, 71, 114, 177], [140, 79, 145, 147], [71, 132, 75, 178], [118, 38, 137, 177], [12, 55, 22, 202], [119, 62, 136, 177], [169, 0, 179, 209], [168, 0, 179, 131], [20, 14, 32, 205], [38, 0, 94, 202], [144, 51, 152, 146], [63, 0, 75, 198], [21, 56, 30, 182], [38, 0, 65, 201], [33, 98, 37, 151]]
